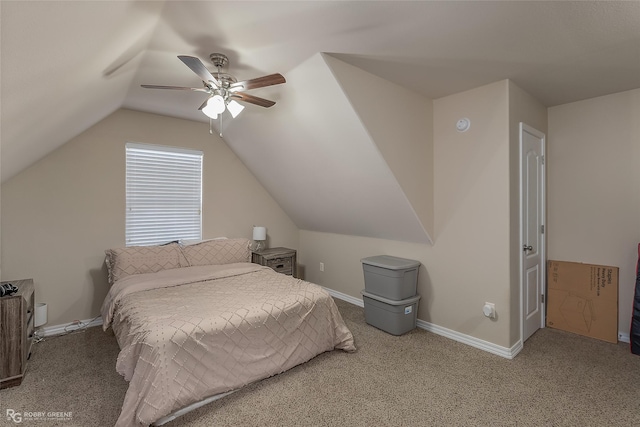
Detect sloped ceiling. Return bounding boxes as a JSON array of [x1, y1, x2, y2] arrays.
[[2, 1, 640, 242], [221, 53, 431, 244], [1, 1, 165, 182]]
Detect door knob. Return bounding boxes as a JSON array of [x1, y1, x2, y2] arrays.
[[523, 244, 533, 252]]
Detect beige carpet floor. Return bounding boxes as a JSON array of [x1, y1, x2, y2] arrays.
[[2, 299, 640, 426]]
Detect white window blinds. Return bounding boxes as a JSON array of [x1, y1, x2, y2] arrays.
[[126, 142, 203, 246]]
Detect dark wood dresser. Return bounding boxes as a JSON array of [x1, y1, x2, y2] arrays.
[[0, 279, 35, 389], [252, 247, 297, 278]]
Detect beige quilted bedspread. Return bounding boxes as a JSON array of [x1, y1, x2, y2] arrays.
[[101, 263, 355, 427]]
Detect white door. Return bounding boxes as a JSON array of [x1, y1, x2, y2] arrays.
[[520, 123, 545, 342]]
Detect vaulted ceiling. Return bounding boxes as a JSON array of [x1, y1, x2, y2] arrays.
[[2, 1, 639, 243]]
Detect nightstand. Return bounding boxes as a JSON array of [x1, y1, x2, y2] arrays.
[[0, 279, 35, 389], [252, 247, 297, 278]]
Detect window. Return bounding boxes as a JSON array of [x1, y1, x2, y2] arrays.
[[125, 142, 203, 246]]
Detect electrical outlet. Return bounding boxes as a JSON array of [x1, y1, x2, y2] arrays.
[[319, 262, 324, 272]]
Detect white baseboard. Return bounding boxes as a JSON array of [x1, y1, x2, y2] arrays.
[[618, 332, 630, 343], [324, 288, 364, 307], [326, 288, 522, 359], [416, 319, 523, 359], [47, 293, 627, 359], [38, 316, 103, 338]]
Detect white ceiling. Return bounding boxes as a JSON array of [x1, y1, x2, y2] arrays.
[[2, 1, 639, 242]]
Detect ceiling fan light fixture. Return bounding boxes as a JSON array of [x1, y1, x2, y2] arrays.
[[142, 54, 285, 134], [226, 100, 245, 118], [202, 94, 225, 118]]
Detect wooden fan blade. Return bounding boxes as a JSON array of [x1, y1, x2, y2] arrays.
[[141, 84, 209, 92], [177, 55, 219, 88], [229, 73, 286, 92], [230, 92, 276, 108]]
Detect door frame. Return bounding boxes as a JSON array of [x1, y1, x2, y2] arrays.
[[519, 122, 546, 343]]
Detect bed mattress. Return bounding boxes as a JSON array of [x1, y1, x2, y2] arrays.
[[101, 263, 355, 426]]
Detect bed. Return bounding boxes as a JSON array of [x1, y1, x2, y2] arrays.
[[100, 238, 356, 427]]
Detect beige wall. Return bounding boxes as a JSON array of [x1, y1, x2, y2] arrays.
[[0, 154, 2, 278], [507, 82, 548, 344], [5, 82, 634, 351], [300, 80, 515, 348], [1, 109, 299, 326], [547, 89, 640, 338]]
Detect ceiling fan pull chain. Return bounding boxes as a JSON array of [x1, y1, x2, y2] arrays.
[[219, 112, 223, 137], [209, 117, 213, 135]]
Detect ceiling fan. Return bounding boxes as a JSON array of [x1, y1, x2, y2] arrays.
[[141, 53, 286, 134]]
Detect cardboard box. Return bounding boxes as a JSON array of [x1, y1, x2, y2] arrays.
[[546, 260, 618, 343]]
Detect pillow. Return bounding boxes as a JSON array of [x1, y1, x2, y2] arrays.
[[179, 237, 228, 246], [181, 238, 250, 266], [105, 242, 189, 284]]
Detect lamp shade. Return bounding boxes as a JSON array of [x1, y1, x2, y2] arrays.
[[226, 100, 245, 118], [252, 226, 266, 240], [202, 94, 226, 118]]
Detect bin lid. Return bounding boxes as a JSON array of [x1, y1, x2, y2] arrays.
[[361, 255, 420, 270], [361, 290, 421, 305]]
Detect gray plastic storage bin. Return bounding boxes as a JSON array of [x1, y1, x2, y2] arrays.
[[361, 255, 420, 300], [362, 290, 421, 335]]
